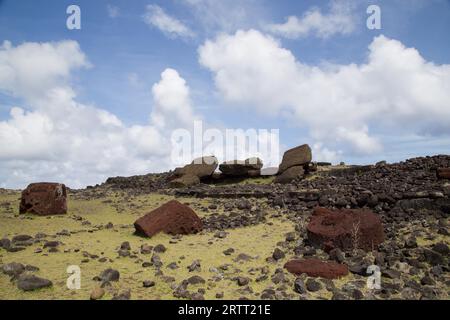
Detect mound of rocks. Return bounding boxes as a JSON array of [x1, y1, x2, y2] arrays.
[[219, 157, 263, 177], [284, 258, 349, 279], [275, 144, 311, 184], [307, 207, 385, 252], [170, 156, 218, 187], [134, 200, 203, 237], [19, 183, 67, 216]]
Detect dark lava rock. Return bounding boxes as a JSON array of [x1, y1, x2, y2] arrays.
[[134, 200, 203, 237], [99, 268, 120, 282], [143, 280, 156, 288], [284, 259, 349, 279], [154, 244, 167, 253], [272, 248, 285, 261], [236, 277, 250, 286], [432, 243, 449, 256], [0, 238, 11, 249], [293, 278, 307, 294], [307, 207, 385, 252], [20, 183, 67, 216], [306, 279, 322, 292], [17, 274, 52, 291], [423, 249, 444, 266], [187, 275, 205, 285], [2, 262, 25, 277]]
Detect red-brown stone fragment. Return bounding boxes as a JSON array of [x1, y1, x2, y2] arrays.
[[284, 258, 349, 279], [307, 207, 384, 252], [19, 183, 67, 216], [134, 200, 202, 237]]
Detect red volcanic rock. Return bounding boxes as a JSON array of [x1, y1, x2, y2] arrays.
[[437, 168, 450, 179], [284, 259, 349, 279], [19, 183, 67, 216], [134, 200, 203, 237], [307, 207, 384, 252]]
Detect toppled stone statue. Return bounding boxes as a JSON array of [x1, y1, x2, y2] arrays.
[[20, 183, 67, 216]]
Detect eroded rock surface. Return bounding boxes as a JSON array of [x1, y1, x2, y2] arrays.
[[19, 183, 67, 216], [134, 200, 203, 237]]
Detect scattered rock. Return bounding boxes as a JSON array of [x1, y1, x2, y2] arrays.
[[98, 268, 120, 282], [272, 248, 285, 261], [306, 279, 322, 292], [90, 287, 105, 300], [17, 274, 52, 291], [143, 280, 156, 288], [2, 262, 25, 277]]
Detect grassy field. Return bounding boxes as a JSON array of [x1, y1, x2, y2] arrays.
[[0, 189, 304, 300]]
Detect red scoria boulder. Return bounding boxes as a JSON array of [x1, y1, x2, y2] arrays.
[[20, 183, 67, 216], [437, 168, 450, 179], [307, 207, 384, 252], [134, 200, 203, 237], [284, 258, 349, 279]]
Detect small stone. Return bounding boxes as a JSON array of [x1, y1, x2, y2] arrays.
[[306, 279, 322, 292], [272, 248, 285, 261], [188, 260, 201, 272], [120, 241, 131, 251], [237, 277, 250, 286], [187, 275, 205, 285], [294, 278, 307, 294], [90, 287, 105, 300], [2, 262, 25, 277], [99, 268, 120, 282], [140, 244, 153, 254], [17, 274, 52, 291], [154, 244, 167, 253], [223, 248, 235, 255], [143, 280, 156, 288]]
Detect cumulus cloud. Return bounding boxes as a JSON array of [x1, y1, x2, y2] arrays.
[[266, 0, 357, 39], [0, 41, 197, 188], [198, 30, 450, 159], [143, 4, 195, 39]]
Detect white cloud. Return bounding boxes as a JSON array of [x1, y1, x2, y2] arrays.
[[151, 68, 198, 129], [198, 30, 450, 158], [266, 0, 357, 39], [143, 4, 195, 39], [181, 0, 262, 34], [0, 40, 89, 100], [107, 4, 120, 18], [0, 41, 198, 188]]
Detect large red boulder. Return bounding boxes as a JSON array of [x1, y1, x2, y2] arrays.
[[134, 200, 203, 237], [307, 207, 384, 252], [19, 183, 67, 216], [284, 259, 349, 279], [437, 168, 450, 179]]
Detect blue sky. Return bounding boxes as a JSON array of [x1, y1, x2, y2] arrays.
[[0, 0, 450, 188]]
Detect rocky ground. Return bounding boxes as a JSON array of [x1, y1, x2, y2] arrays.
[[0, 155, 449, 300]]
